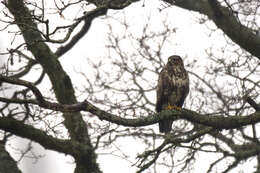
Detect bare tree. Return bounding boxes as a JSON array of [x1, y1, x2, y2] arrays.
[[0, 0, 260, 173]]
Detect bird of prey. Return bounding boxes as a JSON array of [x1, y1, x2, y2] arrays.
[[156, 55, 189, 133]]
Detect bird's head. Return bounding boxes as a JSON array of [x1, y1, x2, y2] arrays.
[[167, 55, 184, 67]]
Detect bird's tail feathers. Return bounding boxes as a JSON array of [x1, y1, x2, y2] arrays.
[[159, 120, 173, 133]]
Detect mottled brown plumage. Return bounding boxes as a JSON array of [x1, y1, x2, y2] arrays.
[[156, 55, 189, 133]]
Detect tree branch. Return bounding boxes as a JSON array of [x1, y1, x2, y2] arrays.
[[1, 74, 260, 130], [164, 0, 260, 59], [245, 96, 260, 111], [0, 117, 93, 158], [55, 7, 108, 57], [55, 0, 140, 57], [0, 74, 45, 104]]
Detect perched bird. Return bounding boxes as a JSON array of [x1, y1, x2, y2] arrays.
[[156, 55, 189, 133]]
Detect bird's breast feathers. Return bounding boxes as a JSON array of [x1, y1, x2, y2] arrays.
[[165, 69, 189, 87], [171, 75, 189, 86]]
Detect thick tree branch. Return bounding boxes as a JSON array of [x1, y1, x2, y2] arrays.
[[0, 97, 37, 105], [67, 104, 260, 129], [86, 0, 139, 9], [164, 0, 260, 59], [1, 74, 260, 129], [0, 117, 93, 158]]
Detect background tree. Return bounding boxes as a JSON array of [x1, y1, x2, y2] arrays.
[[0, 0, 260, 173]]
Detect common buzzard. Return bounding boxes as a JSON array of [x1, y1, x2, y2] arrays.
[[156, 55, 189, 133]]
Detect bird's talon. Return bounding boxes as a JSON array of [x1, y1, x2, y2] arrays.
[[167, 105, 181, 110]]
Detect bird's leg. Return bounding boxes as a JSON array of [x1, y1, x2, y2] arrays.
[[167, 104, 181, 111]]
